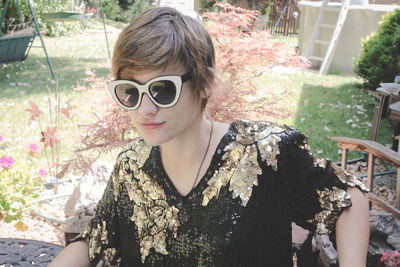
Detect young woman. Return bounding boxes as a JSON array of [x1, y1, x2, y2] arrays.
[[50, 7, 369, 267]]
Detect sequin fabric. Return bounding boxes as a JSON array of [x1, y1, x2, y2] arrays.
[[116, 139, 180, 263], [72, 120, 367, 267], [202, 120, 286, 207]]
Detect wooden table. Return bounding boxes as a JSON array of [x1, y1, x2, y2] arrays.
[[370, 84, 400, 141]]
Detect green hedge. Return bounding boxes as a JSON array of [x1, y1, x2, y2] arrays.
[[354, 9, 400, 90], [1, 0, 80, 37]]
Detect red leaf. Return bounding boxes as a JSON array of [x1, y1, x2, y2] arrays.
[[25, 101, 43, 124], [61, 99, 74, 119], [41, 127, 60, 148]]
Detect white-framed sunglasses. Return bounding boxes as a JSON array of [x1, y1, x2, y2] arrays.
[[108, 72, 192, 110]]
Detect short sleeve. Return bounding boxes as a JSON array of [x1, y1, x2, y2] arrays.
[[278, 127, 368, 235], [72, 162, 122, 266]]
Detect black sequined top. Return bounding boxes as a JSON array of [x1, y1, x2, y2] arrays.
[[75, 120, 367, 267]]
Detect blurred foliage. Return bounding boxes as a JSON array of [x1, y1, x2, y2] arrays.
[[1, 0, 80, 36], [119, 0, 153, 22], [101, 0, 121, 21], [0, 155, 42, 224], [83, 0, 153, 22]]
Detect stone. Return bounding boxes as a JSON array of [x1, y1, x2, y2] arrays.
[[63, 215, 92, 233], [369, 237, 393, 256], [369, 210, 398, 236], [367, 209, 400, 267], [314, 234, 337, 267], [387, 232, 400, 250], [64, 186, 83, 217], [63, 161, 112, 218]]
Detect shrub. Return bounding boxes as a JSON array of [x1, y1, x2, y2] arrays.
[[101, 0, 121, 21], [0, 137, 43, 227], [0, 157, 41, 224], [202, 3, 310, 121], [32, 0, 81, 37], [1, 0, 80, 36], [119, 0, 153, 23], [354, 9, 400, 90]]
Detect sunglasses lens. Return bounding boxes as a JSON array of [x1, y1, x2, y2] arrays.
[[149, 80, 177, 105], [115, 84, 140, 108]]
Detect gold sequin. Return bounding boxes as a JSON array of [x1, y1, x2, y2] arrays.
[[202, 141, 246, 206], [202, 121, 284, 207], [257, 134, 282, 171], [128, 168, 180, 263], [84, 221, 108, 261], [308, 186, 355, 234], [241, 121, 285, 171], [113, 138, 152, 201], [104, 248, 121, 266], [330, 162, 369, 192], [304, 145, 368, 234], [312, 154, 328, 169], [229, 144, 262, 206], [110, 139, 180, 263]]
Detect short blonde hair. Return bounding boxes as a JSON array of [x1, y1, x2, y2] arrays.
[[112, 7, 215, 108]]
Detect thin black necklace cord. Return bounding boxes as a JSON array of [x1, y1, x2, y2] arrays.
[[191, 120, 214, 191]]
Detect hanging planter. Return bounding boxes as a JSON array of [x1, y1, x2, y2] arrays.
[[43, 12, 82, 22], [0, 30, 36, 63]]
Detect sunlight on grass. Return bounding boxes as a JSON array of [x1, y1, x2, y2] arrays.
[[251, 67, 393, 162]]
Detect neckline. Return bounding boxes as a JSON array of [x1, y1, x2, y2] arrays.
[[154, 121, 237, 199]]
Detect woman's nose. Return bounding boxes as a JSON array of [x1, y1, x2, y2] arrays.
[[138, 94, 158, 115]]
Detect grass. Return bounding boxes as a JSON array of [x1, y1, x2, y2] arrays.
[[0, 22, 395, 174], [247, 66, 393, 162], [0, 19, 124, 167]]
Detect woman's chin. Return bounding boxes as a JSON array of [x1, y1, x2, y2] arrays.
[[141, 135, 166, 147]]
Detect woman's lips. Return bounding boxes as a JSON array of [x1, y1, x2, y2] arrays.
[[140, 122, 165, 130]]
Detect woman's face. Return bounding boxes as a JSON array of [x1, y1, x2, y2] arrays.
[[119, 63, 204, 146]]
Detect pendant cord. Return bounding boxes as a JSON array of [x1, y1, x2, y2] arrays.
[[191, 120, 213, 191]]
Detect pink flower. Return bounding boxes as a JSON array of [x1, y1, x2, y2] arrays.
[[393, 250, 399, 258], [382, 251, 390, 262], [39, 169, 48, 176], [0, 156, 15, 169], [0, 136, 3, 142], [28, 143, 40, 155]]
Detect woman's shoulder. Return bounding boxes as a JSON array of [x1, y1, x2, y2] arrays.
[[233, 120, 307, 148], [116, 137, 152, 168]]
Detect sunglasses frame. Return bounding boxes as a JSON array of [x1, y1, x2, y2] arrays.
[[108, 73, 191, 110]]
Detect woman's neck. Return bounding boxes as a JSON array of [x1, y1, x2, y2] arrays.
[[159, 117, 230, 196], [160, 116, 212, 169]]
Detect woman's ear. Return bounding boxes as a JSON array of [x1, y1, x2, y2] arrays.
[[200, 77, 214, 99], [200, 86, 212, 99]]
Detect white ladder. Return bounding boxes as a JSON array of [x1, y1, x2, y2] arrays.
[[305, 0, 351, 75]]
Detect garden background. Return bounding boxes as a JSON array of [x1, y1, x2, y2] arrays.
[[0, 0, 398, 261]]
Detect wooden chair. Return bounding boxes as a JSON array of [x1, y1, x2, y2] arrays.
[[332, 137, 400, 218]]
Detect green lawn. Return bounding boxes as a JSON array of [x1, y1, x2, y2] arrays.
[[240, 64, 393, 162], [0, 22, 394, 171]]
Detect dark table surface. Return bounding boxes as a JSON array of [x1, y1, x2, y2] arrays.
[[0, 238, 64, 266]]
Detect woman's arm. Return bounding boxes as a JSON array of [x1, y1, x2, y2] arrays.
[[48, 240, 100, 267], [335, 187, 370, 267]]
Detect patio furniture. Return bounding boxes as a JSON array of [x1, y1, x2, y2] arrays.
[[0, 0, 56, 80], [332, 136, 400, 218], [370, 83, 400, 141], [0, 238, 63, 266]]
